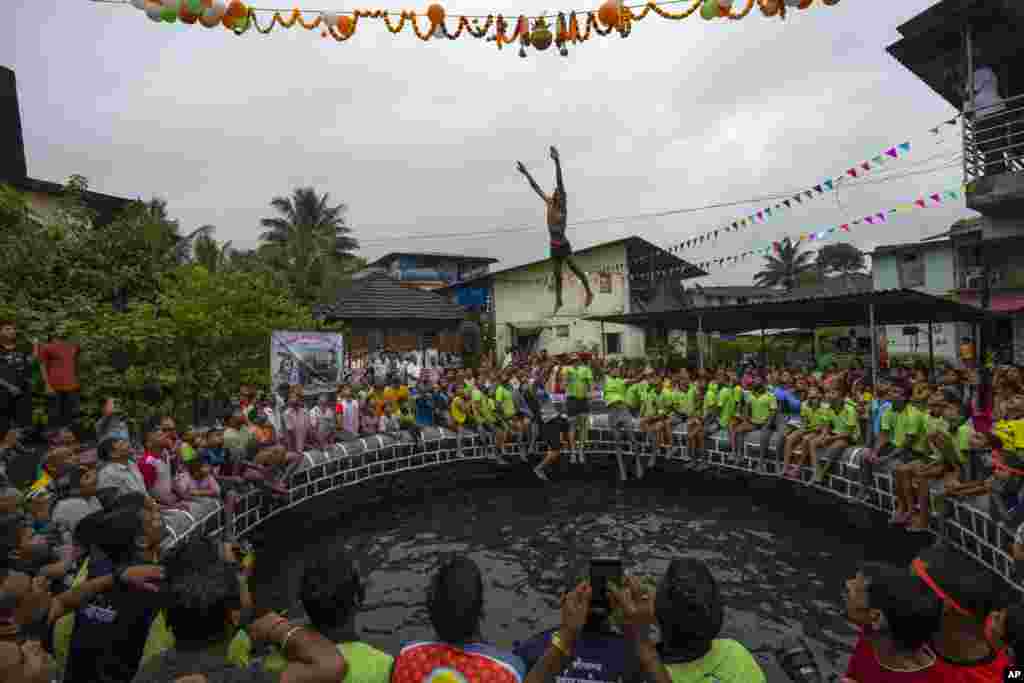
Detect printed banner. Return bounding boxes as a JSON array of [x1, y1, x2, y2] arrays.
[[271, 331, 345, 394]]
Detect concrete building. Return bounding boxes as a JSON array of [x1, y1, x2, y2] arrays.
[[1, 66, 131, 225], [357, 252, 498, 292], [442, 236, 704, 359], [888, 0, 1024, 364], [679, 285, 775, 308], [870, 238, 959, 362]]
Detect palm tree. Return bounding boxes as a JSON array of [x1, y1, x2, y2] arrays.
[[753, 239, 815, 291], [192, 231, 234, 273], [258, 187, 359, 302]]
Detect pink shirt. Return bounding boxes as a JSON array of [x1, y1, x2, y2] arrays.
[[174, 470, 221, 499], [283, 404, 312, 453], [339, 400, 360, 434]]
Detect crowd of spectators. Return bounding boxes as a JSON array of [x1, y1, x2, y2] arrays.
[[4, 310, 1024, 681]]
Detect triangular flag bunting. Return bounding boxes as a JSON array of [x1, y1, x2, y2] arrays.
[[861, 162, 871, 171], [840, 224, 850, 232], [793, 195, 803, 204], [757, 212, 764, 221], [876, 213, 886, 222], [805, 190, 814, 199], [930, 194, 941, 203], [765, 208, 772, 216], [823, 180, 834, 191], [885, 147, 898, 158], [872, 155, 885, 165], [945, 118, 957, 125], [853, 219, 862, 225], [783, 200, 791, 209], [813, 185, 824, 193], [865, 216, 875, 224], [929, 127, 940, 135], [847, 168, 858, 178], [899, 142, 911, 153], [915, 199, 926, 208]]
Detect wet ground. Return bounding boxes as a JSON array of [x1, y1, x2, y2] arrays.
[[253, 463, 939, 681]]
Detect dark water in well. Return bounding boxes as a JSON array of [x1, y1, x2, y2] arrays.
[[253, 468, 934, 681]]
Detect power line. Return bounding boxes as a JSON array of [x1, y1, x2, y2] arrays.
[[356, 159, 965, 247]]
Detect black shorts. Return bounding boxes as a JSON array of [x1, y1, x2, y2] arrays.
[[550, 239, 572, 260], [566, 397, 590, 418], [542, 419, 569, 451]]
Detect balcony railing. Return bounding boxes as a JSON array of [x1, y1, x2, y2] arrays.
[[963, 92, 1024, 182]]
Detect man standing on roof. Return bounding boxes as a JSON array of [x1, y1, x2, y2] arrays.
[[517, 146, 594, 315]]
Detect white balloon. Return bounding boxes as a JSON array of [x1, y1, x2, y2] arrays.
[[131, 0, 148, 9], [322, 11, 339, 26], [145, 2, 164, 19]]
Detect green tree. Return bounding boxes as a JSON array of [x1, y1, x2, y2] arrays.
[[258, 187, 359, 304], [816, 243, 867, 277], [753, 239, 815, 291], [192, 230, 234, 273]]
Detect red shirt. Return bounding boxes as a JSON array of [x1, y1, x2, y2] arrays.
[[930, 645, 1011, 683], [137, 450, 160, 491], [846, 632, 946, 683], [37, 342, 80, 392]]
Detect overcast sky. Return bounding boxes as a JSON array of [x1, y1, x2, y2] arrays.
[[5, 0, 972, 284]]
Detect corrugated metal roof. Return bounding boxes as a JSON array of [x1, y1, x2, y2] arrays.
[[588, 288, 1001, 334], [368, 252, 500, 267]]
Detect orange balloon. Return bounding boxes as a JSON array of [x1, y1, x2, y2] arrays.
[[337, 14, 353, 34], [426, 3, 445, 25], [199, 13, 220, 26], [597, 0, 619, 28], [225, 0, 246, 18], [798, 0, 812, 8], [758, 0, 779, 16], [180, 11, 198, 23], [718, 4, 729, 16]]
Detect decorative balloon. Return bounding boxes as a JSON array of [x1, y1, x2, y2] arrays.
[[337, 14, 354, 35], [717, 0, 733, 7], [131, 0, 148, 9], [426, 3, 445, 26], [823, 0, 839, 4], [597, 0, 619, 28], [758, 0, 780, 16], [700, 0, 718, 19], [798, 0, 813, 7], [322, 11, 339, 26], [531, 16, 553, 50], [145, 1, 163, 20]]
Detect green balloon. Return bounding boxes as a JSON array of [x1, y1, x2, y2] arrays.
[[186, 0, 202, 13], [161, 7, 178, 21], [701, 0, 718, 19]]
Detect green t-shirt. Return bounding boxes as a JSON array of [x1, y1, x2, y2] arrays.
[[641, 391, 663, 418], [702, 391, 719, 417], [799, 401, 814, 424], [717, 385, 739, 423], [479, 395, 496, 423], [956, 421, 975, 464], [264, 640, 394, 682], [924, 414, 950, 462], [603, 377, 627, 406], [831, 400, 861, 441], [665, 638, 766, 683], [659, 388, 678, 415], [750, 392, 778, 425], [679, 386, 696, 416], [566, 365, 594, 400], [495, 385, 515, 418], [881, 405, 925, 450], [811, 405, 836, 430], [705, 383, 720, 409], [626, 381, 649, 410]]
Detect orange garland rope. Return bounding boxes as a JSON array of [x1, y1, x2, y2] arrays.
[[144, 0, 826, 52]]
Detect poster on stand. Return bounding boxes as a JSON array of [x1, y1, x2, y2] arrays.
[[271, 331, 345, 395]]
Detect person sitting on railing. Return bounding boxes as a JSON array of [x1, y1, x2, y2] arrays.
[[842, 562, 943, 682], [784, 389, 829, 481], [685, 381, 709, 465], [494, 371, 517, 460], [733, 378, 778, 466], [391, 555, 527, 683], [449, 384, 472, 458], [309, 393, 336, 451], [811, 387, 861, 485], [607, 559, 766, 683], [262, 553, 392, 682], [335, 386, 360, 442], [897, 394, 961, 534], [875, 387, 928, 526], [637, 379, 667, 479]]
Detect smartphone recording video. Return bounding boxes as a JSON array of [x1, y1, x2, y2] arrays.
[[589, 557, 623, 611]]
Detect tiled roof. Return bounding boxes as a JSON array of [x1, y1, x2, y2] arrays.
[[314, 273, 467, 321]]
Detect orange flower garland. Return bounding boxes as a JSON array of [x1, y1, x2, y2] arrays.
[[128, 0, 828, 52]]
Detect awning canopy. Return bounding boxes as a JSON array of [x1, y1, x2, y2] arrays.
[[587, 289, 1003, 334]]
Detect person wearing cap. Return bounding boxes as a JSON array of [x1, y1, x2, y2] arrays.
[[609, 559, 766, 683], [910, 546, 1010, 680]]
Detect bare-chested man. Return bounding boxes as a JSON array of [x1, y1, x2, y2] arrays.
[[517, 146, 594, 315]]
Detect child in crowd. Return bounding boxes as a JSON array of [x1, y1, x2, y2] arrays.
[[380, 401, 401, 434], [282, 384, 312, 455], [174, 445, 222, 514], [843, 562, 943, 681], [310, 393, 336, 450], [686, 382, 707, 461], [336, 386, 360, 440], [783, 389, 822, 479], [811, 388, 861, 484], [138, 428, 190, 512]]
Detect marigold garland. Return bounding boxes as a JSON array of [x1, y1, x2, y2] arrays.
[[123, 0, 828, 54]]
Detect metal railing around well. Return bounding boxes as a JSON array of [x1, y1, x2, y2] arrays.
[[157, 418, 1024, 597], [963, 92, 1024, 182]]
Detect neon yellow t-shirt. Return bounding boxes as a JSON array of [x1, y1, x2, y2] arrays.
[[566, 365, 594, 400], [626, 381, 649, 410], [705, 383, 720, 409], [995, 418, 1024, 453], [478, 395, 496, 424], [811, 405, 836, 430], [264, 641, 394, 682], [831, 400, 861, 441], [603, 378, 627, 406], [666, 639, 766, 683], [450, 396, 467, 425], [750, 392, 778, 426], [495, 385, 516, 418], [659, 388, 678, 415], [717, 385, 739, 424], [881, 406, 925, 450]]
